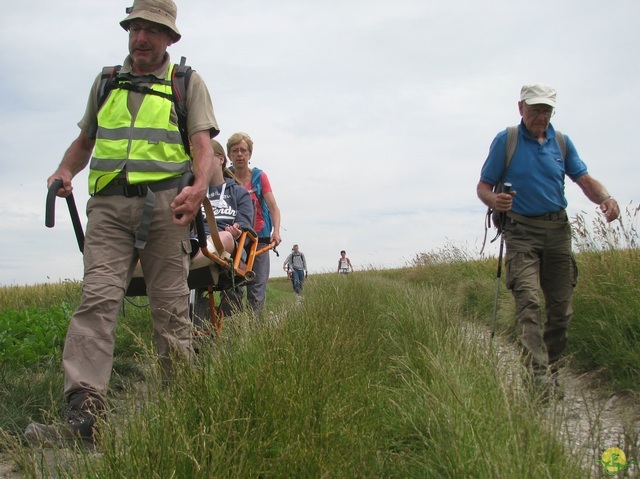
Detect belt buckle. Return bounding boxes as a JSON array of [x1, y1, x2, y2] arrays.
[[124, 184, 147, 197]]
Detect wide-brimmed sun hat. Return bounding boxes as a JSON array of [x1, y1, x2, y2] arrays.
[[120, 0, 181, 42]]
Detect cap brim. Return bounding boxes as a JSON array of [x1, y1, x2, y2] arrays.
[[524, 98, 556, 108]]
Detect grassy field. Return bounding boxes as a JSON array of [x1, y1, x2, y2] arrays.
[[0, 207, 638, 477]]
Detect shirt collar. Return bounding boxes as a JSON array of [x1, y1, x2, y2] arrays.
[[519, 120, 556, 141], [121, 53, 172, 79]]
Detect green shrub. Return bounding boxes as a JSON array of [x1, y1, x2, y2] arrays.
[[0, 303, 71, 368]]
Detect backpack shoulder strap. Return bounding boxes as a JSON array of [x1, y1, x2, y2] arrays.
[[555, 130, 566, 160], [251, 168, 263, 196], [96, 62, 192, 154], [506, 125, 566, 165], [494, 125, 519, 193], [171, 57, 193, 156], [505, 125, 519, 172], [97, 65, 122, 110]]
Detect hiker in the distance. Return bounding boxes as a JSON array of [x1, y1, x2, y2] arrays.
[[476, 83, 619, 397], [283, 244, 307, 294], [337, 250, 354, 274], [27, 0, 222, 446]]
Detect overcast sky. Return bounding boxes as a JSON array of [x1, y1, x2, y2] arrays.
[[1, 0, 638, 287]]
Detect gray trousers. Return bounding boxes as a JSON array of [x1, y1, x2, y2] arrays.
[[63, 191, 192, 406], [223, 242, 271, 317], [503, 219, 578, 374]]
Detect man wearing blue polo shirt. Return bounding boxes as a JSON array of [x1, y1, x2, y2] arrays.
[[477, 83, 620, 397]]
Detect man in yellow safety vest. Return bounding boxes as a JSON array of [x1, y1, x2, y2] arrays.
[[26, 0, 223, 446]]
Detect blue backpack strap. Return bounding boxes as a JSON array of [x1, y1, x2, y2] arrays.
[[251, 167, 263, 197], [251, 168, 272, 238]]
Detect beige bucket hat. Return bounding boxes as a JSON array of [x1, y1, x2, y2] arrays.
[[120, 0, 181, 42]]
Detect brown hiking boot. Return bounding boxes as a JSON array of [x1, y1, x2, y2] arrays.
[[529, 371, 564, 404], [25, 401, 102, 448]]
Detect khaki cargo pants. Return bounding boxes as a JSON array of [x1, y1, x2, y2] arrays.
[[62, 190, 193, 406], [503, 218, 578, 374]]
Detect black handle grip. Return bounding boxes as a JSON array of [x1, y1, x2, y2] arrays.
[[194, 209, 208, 248], [45, 179, 63, 228], [178, 172, 194, 194], [45, 179, 85, 253], [175, 172, 195, 220]]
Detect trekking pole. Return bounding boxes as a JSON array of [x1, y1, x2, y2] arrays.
[[490, 182, 512, 342]]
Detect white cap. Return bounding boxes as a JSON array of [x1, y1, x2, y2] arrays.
[[520, 83, 556, 108]]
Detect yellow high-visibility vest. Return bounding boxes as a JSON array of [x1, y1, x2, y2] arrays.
[[88, 65, 191, 195]]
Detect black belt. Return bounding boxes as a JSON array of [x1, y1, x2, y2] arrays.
[[527, 210, 568, 222], [95, 177, 182, 197], [94, 176, 184, 249], [507, 210, 568, 229], [258, 237, 271, 244]]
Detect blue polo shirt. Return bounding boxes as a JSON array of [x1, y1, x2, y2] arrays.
[[480, 122, 588, 216]]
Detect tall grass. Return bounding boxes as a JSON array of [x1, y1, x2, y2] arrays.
[[0, 289, 154, 437], [569, 204, 640, 390], [4, 274, 587, 478], [0, 280, 83, 312], [407, 205, 640, 392], [0, 206, 637, 476]]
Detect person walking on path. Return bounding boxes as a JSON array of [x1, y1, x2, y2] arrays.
[[283, 244, 307, 294], [27, 0, 222, 445], [476, 83, 619, 396], [225, 132, 282, 315], [337, 250, 354, 274]]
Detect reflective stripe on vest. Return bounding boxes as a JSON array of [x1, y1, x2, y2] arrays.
[[88, 65, 191, 195]]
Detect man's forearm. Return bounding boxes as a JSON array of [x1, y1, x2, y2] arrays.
[[576, 174, 611, 204], [58, 133, 95, 177], [477, 181, 497, 209], [191, 131, 220, 190]]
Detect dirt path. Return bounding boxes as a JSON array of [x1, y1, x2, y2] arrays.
[[553, 370, 640, 476], [0, 453, 20, 479], [492, 333, 640, 477]]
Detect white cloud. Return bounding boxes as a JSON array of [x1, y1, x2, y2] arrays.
[[1, 0, 638, 286]]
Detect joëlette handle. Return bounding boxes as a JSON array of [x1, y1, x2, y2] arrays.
[[45, 178, 85, 253]]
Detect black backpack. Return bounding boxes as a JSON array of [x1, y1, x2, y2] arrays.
[[97, 56, 193, 156]]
